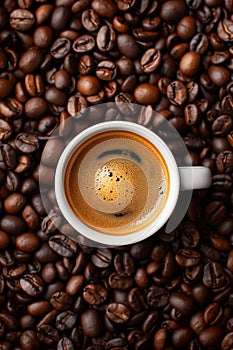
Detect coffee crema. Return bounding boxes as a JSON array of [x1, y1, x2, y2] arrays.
[[64, 130, 169, 235]]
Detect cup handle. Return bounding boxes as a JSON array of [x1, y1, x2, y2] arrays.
[[178, 166, 212, 191]]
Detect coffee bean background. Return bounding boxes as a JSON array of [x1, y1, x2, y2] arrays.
[[1, 0, 233, 349]]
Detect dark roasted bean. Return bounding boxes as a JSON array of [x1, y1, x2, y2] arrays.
[[56, 311, 77, 331], [0, 215, 26, 235], [83, 283, 108, 305], [147, 286, 169, 308], [141, 48, 162, 73], [160, 0, 188, 21], [57, 337, 74, 350], [81, 309, 103, 337], [49, 235, 77, 258], [20, 274, 43, 297], [106, 303, 130, 324], [10, 9, 35, 32], [15, 133, 39, 153], [96, 60, 117, 81], [37, 324, 59, 345], [50, 291, 72, 311], [50, 38, 71, 59], [91, 248, 112, 268], [167, 80, 187, 106], [73, 34, 95, 52]]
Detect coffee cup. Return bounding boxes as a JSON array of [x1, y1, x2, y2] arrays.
[[55, 121, 212, 246]]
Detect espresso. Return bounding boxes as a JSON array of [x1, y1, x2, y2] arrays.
[[64, 130, 169, 235]]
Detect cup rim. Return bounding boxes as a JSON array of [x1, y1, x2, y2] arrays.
[[55, 121, 180, 246]]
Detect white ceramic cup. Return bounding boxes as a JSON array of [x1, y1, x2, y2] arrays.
[[55, 121, 212, 246]]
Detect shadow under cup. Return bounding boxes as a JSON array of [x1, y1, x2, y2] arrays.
[[55, 121, 180, 246]]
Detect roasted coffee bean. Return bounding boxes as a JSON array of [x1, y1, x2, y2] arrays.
[[0, 215, 26, 235], [50, 38, 71, 59], [82, 9, 100, 31], [37, 324, 59, 345], [189, 33, 209, 54], [27, 301, 51, 317], [216, 150, 233, 173], [50, 291, 72, 311], [106, 303, 130, 324], [81, 309, 103, 337], [180, 221, 200, 248], [20, 330, 41, 350], [42, 139, 64, 167], [39, 107, 55, 130], [205, 201, 227, 226], [54, 70, 71, 91], [114, 252, 134, 277], [115, 92, 136, 115], [22, 205, 40, 230], [15, 133, 39, 153], [208, 65, 230, 87], [91, 248, 112, 268], [20, 178, 37, 195], [45, 87, 67, 106], [24, 74, 44, 97], [212, 115, 233, 136], [147, 286, 169, 308], [141, 48, 162, 73], [0, 119, 12, 141], [31, 194, 46, 216], [167, 80, 187, 106], [96, 60, 117, 81], [160, 0, 188, 21], [55, 311, 77, 331], [199, 326, 223, 348], [108, 272, 133, 290], [180, 51, 201, 77], [134, 83, 159, 105], [203, 262, 226, 291], [177, 16, 196, 40], [217, 19, 233, 42], [175, 248, 201, 267], [19, 47, 44, 74], [33, 26, 53, 49], [20, 274, 43, 297], [15, 232, 40, 252], [127, 287, 147, 313], [117, 34, 140, 59], [0, 144, 17, 170], [77, 75, 101, 96], [92, 0, 117, 18], [4, 193, 26, 214], [50, 6, 71, 32], [0, 78, 13, 100], [78, 55, 95, 75], [83, 283, 108, 305], [57, 337, 74, 350], [221, 332, 233, 350], [0, 98, 23, 119], [0, 230, 10, 250], [24, 97, 48, 119], [96, 24, 116, 52], [73, 34, 95, 52], [49, 235, 77, 258], [169, 292, 196, 316], [66, 275, 84, 296], [10, 9, 35, 32], [203, 302, 222, 325], [67, 95, 87, 118]]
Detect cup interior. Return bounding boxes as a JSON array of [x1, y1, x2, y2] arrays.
[[55, 121, 180, 246]]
